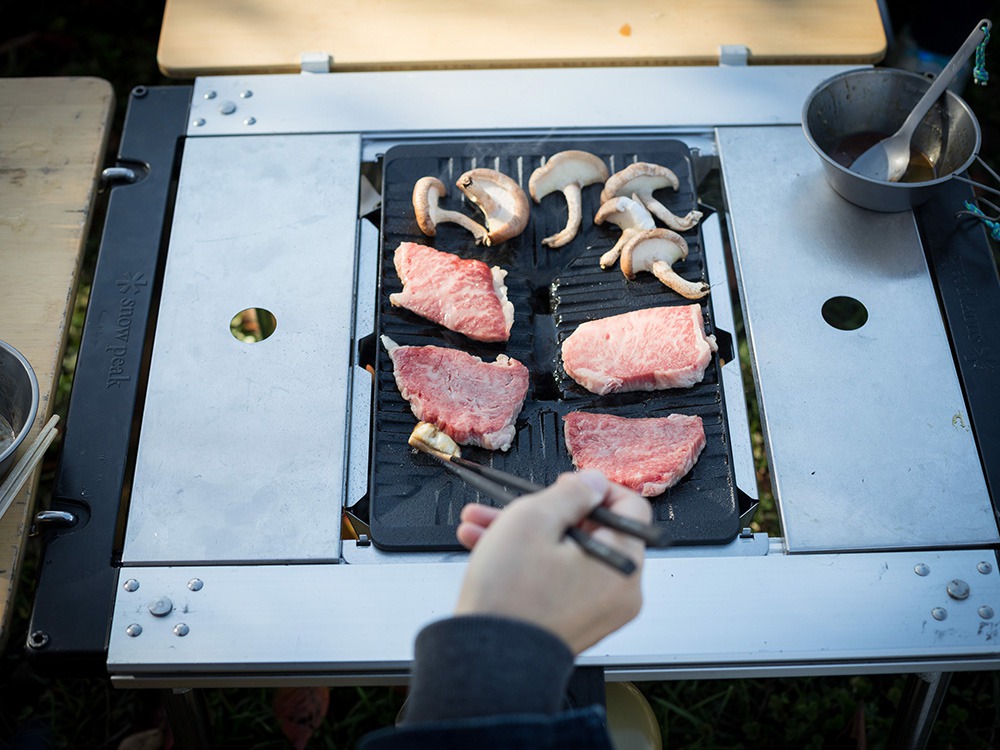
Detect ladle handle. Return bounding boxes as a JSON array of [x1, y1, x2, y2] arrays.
[[898, 19, 992, 137]]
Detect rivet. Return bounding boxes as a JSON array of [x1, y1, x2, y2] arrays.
[[131, 86, 148, 99], [126, 623, 143, 637], [932, 607, 948, 621], [914, 563, 930, 576], [244, 117, 256, 126], [123, 578, 140, 592], [219, 101, 237, 115], [187, 578, 204, 592], [978, 562, 993, 575], [947, 579, 971, 601], [28, 631, 50, 649], [192, 118, 206, 127], [148, 596, 173, 617], [204, 90, 217, 99], [979, 606, 995, 620], [173, 623, 190, 637], [240, 89, 253, 98]]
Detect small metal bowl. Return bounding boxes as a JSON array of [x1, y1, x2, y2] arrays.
[[802, 68, 981, 212], [0, 340, 39, 479]]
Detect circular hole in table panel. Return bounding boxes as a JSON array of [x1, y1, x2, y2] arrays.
[[821, 296, 868, 331], [230, 308, 277, 343]]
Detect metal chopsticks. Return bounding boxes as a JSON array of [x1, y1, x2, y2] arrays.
[[412, 441, 668, 575]]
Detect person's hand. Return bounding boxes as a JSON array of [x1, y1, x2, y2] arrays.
[[454, 469, 652, 654]]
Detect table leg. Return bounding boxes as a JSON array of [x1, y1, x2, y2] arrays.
[[163, 687, 213, 750], [887, 672, 952, 750]]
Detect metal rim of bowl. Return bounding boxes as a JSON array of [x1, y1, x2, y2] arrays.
[[0, 340, 39, 466], [801, 67, 982, 189]]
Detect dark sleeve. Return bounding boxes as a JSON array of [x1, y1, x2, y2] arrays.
[[399, 614, 576, 724]]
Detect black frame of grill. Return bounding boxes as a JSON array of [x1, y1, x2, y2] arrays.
[[369, 138, 742, 551]]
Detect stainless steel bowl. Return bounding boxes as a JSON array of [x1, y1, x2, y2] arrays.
[[802, 68, 981, 212], [0, 340, 39, 478]]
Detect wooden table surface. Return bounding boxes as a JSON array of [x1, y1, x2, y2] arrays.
[[157, 0, 886, 77], [0, 77, 114, 649]]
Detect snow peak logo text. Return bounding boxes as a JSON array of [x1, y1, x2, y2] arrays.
[[107, 272, 146, 389]]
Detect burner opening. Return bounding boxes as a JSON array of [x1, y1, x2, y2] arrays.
[[821, 296, 868, 331], [230, 307, 277, 343]]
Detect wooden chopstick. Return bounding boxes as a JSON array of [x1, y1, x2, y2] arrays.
[[0, 414, 60, 522]]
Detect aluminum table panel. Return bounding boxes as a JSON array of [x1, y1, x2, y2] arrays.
[[108, 549, 1000, 684], [718, 126, 997, 552], [185, 66, 864, 137], [124, 134, 362, 564]]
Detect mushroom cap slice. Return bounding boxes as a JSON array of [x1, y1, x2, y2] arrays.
[[412, 175, 489, 243], [528, 151, 609, 248], [529, 150, 609, 202], [594, 194, 656, 230], [601, 163, 703, 233], [620, 228, 709, 300], [412, 176, 446, 236], [456, 168, 530, 246], [594, 195, 656, 269], [600, 162, 679, 204]]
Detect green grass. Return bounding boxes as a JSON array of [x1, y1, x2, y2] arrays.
[[4, 2, 1000, 748]]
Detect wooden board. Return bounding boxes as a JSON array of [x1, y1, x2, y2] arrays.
[[158, 0, 886, 77], [0, 77, 114, 648]]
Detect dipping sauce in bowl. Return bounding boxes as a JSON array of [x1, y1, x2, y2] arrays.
[[829, 131, 937, 183]]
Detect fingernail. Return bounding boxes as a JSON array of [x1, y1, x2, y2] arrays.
[[577, 469, 608, 499]]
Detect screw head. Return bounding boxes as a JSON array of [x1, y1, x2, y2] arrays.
[[914, 563, 930, 576], [126, 623, 143, 637], [931, 607, 948, 621], [148, 596, 173, 617], [173, 623, 190, 637], [978, 562, 994, 575], [187, 578, 204, 591], [123, 578, 140, 592], [979, 606, 995, 620], [947, 580, 971, 601]]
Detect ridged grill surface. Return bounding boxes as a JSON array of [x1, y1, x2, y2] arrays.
[[369, 139, 739, 550]]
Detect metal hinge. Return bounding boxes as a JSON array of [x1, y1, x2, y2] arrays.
[[719, 45, 750, 66], [300, 51, 333, 74]]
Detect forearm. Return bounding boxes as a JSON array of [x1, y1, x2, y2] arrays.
[[400, 614, 575, 724]]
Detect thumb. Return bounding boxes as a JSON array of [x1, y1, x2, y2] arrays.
[[529, 470, 608, 528]]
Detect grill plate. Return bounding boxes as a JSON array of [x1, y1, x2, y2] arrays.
[[369, 139, 740, 550]]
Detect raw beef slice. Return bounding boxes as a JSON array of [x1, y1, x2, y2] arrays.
[[390, 242, 514, 342], [564, 411, 706, 496], [561, 304, 717, 394], [382, 336, 529, 451]]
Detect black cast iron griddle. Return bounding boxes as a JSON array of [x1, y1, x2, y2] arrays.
[[367, 138, 740, 551]]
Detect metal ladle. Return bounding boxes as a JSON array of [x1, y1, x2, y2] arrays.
[[850, 19, 991, 183]]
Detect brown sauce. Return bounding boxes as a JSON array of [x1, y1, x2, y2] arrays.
[[830, 131, 937, 183]]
